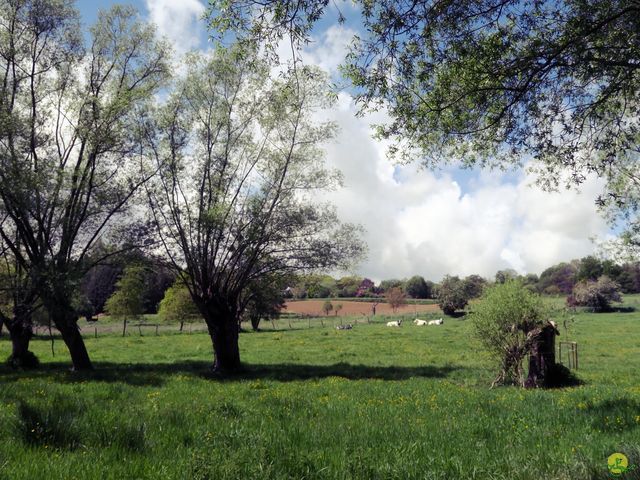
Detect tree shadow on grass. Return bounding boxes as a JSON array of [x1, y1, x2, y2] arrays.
[[584, 398, 640, 433], [0, 360, 462, 387]]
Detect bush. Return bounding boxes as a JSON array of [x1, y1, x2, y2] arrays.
[[437, 275, 469, 315], [471, 281, 547, 387], [571, 275, 622, 312]]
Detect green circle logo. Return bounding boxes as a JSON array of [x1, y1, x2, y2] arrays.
[[608, 453, 629, 476]]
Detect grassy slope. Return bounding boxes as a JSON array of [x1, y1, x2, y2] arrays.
[[0, 301, 639, 479]]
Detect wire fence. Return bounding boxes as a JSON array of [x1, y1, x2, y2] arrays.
[[22, 311, 447, 340]]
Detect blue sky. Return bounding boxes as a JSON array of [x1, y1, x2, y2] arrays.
[[75, 0, 612, 281]]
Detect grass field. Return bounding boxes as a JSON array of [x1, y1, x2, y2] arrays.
[[1, 299, 639, 479]]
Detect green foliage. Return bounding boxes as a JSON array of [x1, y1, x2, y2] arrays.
[[334, 276, 362, 298], [576, 256, 604, 282], [243, 275, 288, 330], [404, 275, 430, 299], [538, 262, 579, 295], [297, 274, 337, 298], [471, 281, 547, 386], [437, 275, 469, 315], [158, 281, 200, 325], [104, 266, 147, 321], [378, 278, 403, 292], [571, 276, 622, 312], [462, 274, 487, 299]]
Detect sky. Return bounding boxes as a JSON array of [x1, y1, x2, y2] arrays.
[[76, 0, 613, 282]]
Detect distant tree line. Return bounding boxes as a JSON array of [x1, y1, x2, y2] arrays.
[[42, 253, 639, 329]]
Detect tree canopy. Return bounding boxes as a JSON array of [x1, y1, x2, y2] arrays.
[[207, 0, 640, 246]]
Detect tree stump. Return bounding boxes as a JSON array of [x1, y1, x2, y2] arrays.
[[525, 321, 559, 388]]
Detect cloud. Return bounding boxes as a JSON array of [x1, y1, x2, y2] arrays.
[[145, 0, 205, 55], [146, 14, 612, 283], [316, 92, 610, 282]]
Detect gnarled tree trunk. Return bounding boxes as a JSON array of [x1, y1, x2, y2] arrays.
[[202, 302, 241, 374], [43, 294, 93, 371], [3, 307, 38, 368]]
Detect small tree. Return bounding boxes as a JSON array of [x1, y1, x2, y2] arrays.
[[385, 287, 406, 313], [158, 281, 200, 332], [322, 301, 334, 316], [241, 275, 288, 331], [571, 276, 622, 312], [471, 281, 547, 387], [437, 276, 469, 316], [334, 304, 343, 316], [105, 266, 147, 337]]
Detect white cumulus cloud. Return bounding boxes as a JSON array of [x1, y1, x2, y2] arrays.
[[315, 89, 610, 282], [145, 0, 205, 55]]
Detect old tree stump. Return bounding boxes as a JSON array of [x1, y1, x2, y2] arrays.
[[525, 321, 560, 388]]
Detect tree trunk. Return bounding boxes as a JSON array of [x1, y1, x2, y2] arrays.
[[55, 318, 93, 371], [44, 298, 93, 371], [122, 319, 127, 337], [5, 317, 38, 368], [250, 315, 260, 331], [203, 307, 241, 374], [41, 284, 93, 371]]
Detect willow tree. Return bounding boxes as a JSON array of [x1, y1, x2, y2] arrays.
[[147, 46, 364, 373], [0, 233, 39, 367], [0, 1, 169, 370]]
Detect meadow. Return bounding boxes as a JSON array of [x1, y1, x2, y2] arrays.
[[0, 300, 639, 479]]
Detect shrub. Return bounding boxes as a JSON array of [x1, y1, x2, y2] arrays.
[[571, 275, 622, 312], [471, 281, 547, 387], [437, 275, 469, 315]]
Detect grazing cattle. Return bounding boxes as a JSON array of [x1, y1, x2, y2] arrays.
[[428, 318, 444, 326], [413, 319, 428, 326], [336, 324, 353, 330], [386, 319, 402, 327]]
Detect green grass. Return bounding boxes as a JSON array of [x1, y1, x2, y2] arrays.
[[1, 301, 639, 479]]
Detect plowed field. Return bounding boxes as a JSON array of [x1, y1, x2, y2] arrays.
[[284, 299, 441, 316]]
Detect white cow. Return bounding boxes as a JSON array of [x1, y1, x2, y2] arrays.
[[413, 319, 428, 326], [428, 318, 444, 326], [386, 319, 402, 327]]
